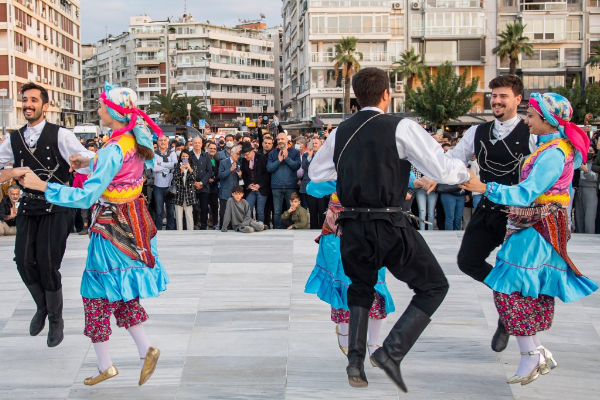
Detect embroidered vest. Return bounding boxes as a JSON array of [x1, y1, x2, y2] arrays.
[[520, 138, 574, 206], [94, 133, 144, 203]]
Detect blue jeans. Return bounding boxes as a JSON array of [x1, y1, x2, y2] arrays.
[[440, 193, 465, 231], [415, 189, 437, 230], [153, 185, 175, 230], [246, 190, 267, 222], [272, 188, 296, 229], [472, 194, 482, 210]]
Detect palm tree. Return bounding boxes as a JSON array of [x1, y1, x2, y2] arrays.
[[332, 37, 363, 115], [492, 22, 534, 75], [392, 48, 425, 91], [174, 94, 210, 124], [585, 42, 600, 69], [147, 89, 181, 124]]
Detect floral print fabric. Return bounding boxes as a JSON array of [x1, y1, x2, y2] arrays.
[[494, 291, 554, 336], [330, 293, 387, 323], [83, 296, 149, 343]]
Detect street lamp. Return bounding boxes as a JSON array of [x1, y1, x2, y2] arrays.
[[202, 56, 208, 108], [187, 102, 192, 125], [0, 88, 7, 138]]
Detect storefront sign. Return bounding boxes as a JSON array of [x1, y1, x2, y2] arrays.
[[211, 106, 236, 113]]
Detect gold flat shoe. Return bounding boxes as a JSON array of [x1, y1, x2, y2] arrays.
[[84, 364, 118, 386], [368, 344, 380, 368], [335, 324, 348, 356], [506, 350, 545, 385], [139, 346, 160, 386], [537, 345, 558, 374]]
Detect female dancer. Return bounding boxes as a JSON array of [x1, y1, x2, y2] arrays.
[[21, 83, 169, 386], [304, 180, 396, 366], [461, 92, 598, 385]]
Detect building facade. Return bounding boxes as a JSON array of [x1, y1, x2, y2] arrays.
[[0, 0, 82, 131], [281, 0, 600, 125]]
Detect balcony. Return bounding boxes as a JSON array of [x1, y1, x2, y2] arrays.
[[411, 26, 485, 37], [137, 83, 165, 90], [136, 69, 166, 76], [519, 1, 567, 11], [308, 0, 389, 6], [424, 53, 458, 62], [424, 0, 481, 7], [521, 60, 566, 68], [310, 52, 393, 63]]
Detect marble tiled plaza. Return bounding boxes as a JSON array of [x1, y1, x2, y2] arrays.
[[0, 230, 599, 399]]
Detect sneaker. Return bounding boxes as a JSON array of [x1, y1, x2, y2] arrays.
[[79, 228, 89, 235], [214, 225, 220, 230]]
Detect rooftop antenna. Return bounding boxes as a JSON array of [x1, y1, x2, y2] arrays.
[[260, 13, 266, 19], [184, 0, 187, 14]]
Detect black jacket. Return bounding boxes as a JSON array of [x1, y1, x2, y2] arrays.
[[0, 196, 17, 227], [190, 150, 212, 193], [169, 163, 199, 206], [241, 151, 270, 197]]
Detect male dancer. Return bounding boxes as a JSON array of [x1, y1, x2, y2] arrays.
[[309, 68, 470, 390], [445, 75, 536, 352], [0, 82, 94, 347]]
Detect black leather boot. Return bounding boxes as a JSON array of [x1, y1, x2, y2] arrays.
[[491, 318, 509, 352], [45, 288, 64, 347], [26, 283, 47, 336], [346, 306, 369, 388], [371, 305, 431, 393]]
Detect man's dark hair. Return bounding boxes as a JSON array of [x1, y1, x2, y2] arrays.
[[21, 82, 49, 105], [351, 68, 390, 108], [442, 132, 454, 140], [225, 134, 235, 140], [442, 143, 451, 149], [489, 75, 524, 97], [232, 185, 244, 194], [290, 192, 300, 202], [85, 143, 98, 151]]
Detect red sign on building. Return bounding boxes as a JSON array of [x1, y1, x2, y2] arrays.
[[211, 106, 236, 113]]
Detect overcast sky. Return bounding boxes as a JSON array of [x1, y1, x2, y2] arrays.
[[80, 0, 283, 44]]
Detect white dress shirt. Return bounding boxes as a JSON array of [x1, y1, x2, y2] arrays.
[[445, 114, 537, 166], [0, 119, 95, 173], [308, 107, 470, 184]]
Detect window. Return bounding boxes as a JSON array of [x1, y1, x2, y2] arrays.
[[310, 13, 389, 34], [525, 19, 565, 40], [424, 41, 457, 62], [565, 48, 581, 67], [566, 18, 581, 40], [423, 12, 485, 36], [523, 49, 560, 68], [391, 16, 403, 36], [523, 75, 565, 89]]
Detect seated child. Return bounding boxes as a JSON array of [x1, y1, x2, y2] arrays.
[[221, 185, 265, 233], [281, 192, 309, 230]]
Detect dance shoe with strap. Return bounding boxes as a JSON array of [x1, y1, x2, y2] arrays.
[[368, 344, 380, 368], [139, 346, 161, 386], [537, 345, 558, 374], [506, 350, 546, 386], [335, 324, 349, 356], [84, 364, 119, 386]]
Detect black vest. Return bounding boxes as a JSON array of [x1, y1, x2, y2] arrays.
[[474, 120, 531, 186], [333, 110, 410, 226], [11, 122, 71, 216]]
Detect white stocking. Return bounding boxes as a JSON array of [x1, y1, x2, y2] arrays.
[[337, 322, 349, 348], [127, 323, 151, 369], [516, 336, 540, 376], [367, 318, 384, 356], [92, 341, 113, 378], [532, 335, 546, 357]]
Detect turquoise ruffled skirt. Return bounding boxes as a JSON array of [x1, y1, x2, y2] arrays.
[[484, 227, 597, 303], [304, 233, 395, 313], [81, 233, 169, 302]]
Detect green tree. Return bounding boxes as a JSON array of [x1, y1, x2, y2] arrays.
[[332, 37, 363, 115], [550, 82, 600, 124], [392, 48, 425, 91], [492, 22, 534, 75], [585, 42, 600, 69], [174, 94, 210, 124], [405, 62, 480, 129], [147, 89, 181, 124]]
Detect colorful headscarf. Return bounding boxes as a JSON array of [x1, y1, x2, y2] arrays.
[[527, 92, 590, 166], [99, 82, 163, 167]]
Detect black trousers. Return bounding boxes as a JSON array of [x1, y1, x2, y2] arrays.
[[307, 194, 328, 229], [457, 201, 507, 283], [194, 192, 210, 229], [264, 192, 274, 228], [219, 198, 229, 229], [340, 218, 449, 317], [208, 190, 219, 227], [15, 211, 74, 292]]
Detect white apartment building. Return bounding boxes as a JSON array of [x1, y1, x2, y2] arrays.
[[282, 0, 600, 126], [82, 15, 278, 128], [0, 0, 82, 131]]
